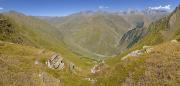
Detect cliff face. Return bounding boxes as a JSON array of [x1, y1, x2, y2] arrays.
[[118, 22, 148, 52], [118, 5, 180, 52], [40, 10, 167, 59], [167, 5, 180, 39]]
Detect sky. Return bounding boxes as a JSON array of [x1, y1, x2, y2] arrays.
[[0, 0, 180, 16]]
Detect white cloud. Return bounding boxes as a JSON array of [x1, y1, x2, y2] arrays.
[[149, 5, 171, 10], [0, 7, 3, 10], [98, 5, 109, 9]]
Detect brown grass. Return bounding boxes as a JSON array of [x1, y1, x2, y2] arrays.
[[95, 42, 180, 86], [122, 42, 180, 86]]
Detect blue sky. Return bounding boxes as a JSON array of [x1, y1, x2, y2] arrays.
[[0, 0, 179, 16]]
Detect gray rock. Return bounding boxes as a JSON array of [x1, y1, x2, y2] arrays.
[[91, 65, 97, 74], [121, 46, 154, 60], [46, 54, 64, 70], [84, 77, 97, 84], [143, 45, 153, 53], [34, 60, 39, 65], [121, 50, 144, 60], [69, 62, 75, 71], [91, 61, 105, 74], [145, 47, 153, 54], [171, 39, 178, 43], [128, 50, 144, 57]]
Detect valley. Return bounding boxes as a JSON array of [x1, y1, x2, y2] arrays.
[[0, 1, 180, 86]]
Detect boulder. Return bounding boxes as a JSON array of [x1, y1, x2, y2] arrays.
[[171, 40, 178, 43], [69, 62, 75, 71], [128, 50, 144, 57], [121, 48, 150, 60], [145, 47, 153, 53], [46, 54, 64, 70], [34, 60, 39, 65], [143, 45, 153, 53], [91, 65, 97, 74], [91, 62, 104, 74], [84, 77, 97, 84], [121, 50, 144, 60]]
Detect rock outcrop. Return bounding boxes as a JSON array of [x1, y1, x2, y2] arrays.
[[143, 46, 153, 53], [121, 46, 153, 60], [91, 60, 106, 74], [118, 22, 148, 53], [46, 53, 78, 72], [68, 62, 76, 72], [171, 39, 178, 43], [46, 54, 65, 70], [91, 65, 100, 74]]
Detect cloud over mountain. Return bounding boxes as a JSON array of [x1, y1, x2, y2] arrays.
[[148, 5, 171, 10]]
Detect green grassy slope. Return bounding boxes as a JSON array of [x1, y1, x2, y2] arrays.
[[43, 12, 132, 59], [133, 6, 180, 48], [95, 42, 180, 86], [0, 14, 31, 45], [0, 12, 94, 70], [0, 41, 93, 86], [108, 6, 180, 63], [0, 7, 179, 86], [41, 11, 164, 59], [96, 5, 180, 86]]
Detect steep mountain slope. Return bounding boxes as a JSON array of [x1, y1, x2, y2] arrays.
[[45, 11, 132, 58], [0, 14, 31, 45], [94, 6, 180, 86], [0, 41, 92, 86], [134, 5, 180, 47], [105, 8, 178, 67], [118, 5, 180, 52], [2, 11, 63, 49], [118, 25, 147, 53], [0, 12, 96, 86], [41, 11, 159, 59], [0, 12, 94, 70], [96, 42, 180, 86], [0, 4, 179, 86]]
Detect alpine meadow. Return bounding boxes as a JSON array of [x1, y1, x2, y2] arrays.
[[0, 0, 180, 86]]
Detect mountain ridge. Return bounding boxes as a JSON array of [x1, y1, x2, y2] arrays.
[[0, 4, 180, 86], [117, 5, 180, 52], [39, 10, 168, 58], [0, 11, 95, 70]]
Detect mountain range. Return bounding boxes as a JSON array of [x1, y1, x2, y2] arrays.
[[38, 9, 168, 59], [0, 5, 180, 86]]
